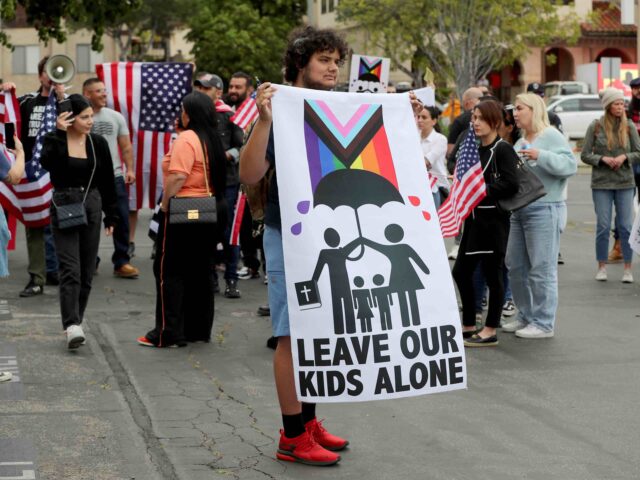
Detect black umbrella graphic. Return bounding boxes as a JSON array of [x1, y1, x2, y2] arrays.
[[313, 169, 404, 260]]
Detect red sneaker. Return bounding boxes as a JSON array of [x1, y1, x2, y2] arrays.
[[305, 418, 349, 451], [276, 430, 340, 466]]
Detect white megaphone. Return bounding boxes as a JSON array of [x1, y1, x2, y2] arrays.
[[45, 54, 75, 85]]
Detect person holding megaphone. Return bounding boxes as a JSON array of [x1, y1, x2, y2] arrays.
[[1, 55, 72, 299]]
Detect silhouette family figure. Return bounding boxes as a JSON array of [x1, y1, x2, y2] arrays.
[[310, 224, 430, 335]]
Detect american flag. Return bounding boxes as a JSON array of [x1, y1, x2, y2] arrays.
[[0, 90, 54, 228], [428, 172, 437, 191], [230, 92, 258, 130], [96, 62, 193, 209], [437, 126, 486, 237]]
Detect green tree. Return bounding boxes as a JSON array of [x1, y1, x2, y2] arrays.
[[0, 0, 140, 51], [337, 0, 580, 96], [102, 0, 201, 61], [186, 0, 305, 82]]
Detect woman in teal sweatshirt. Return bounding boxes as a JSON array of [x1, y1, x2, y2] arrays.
[[504, 93, 577, 339]]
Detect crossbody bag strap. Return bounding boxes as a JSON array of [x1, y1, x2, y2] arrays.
[[84, 135, 98, 203], [199, 138, 212, 197], [51, 134, 98, 208]]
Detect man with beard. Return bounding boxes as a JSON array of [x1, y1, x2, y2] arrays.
[[226, 72, 254, 109], [194, 73, 244, 298]]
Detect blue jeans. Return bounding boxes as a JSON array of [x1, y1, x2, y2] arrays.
[[112, 176, 131, 268], [473, 264, 512, 312], [264, 225, 289, 337], [222, 184, 240, 281], [432, 191, 441, 209], [592, 188, 634, 263], [506, 201, 565, 333]]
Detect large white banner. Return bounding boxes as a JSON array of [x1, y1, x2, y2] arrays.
[[630, 209, 640, 255], [271, 85, 466, 402], [349, 54, 391, 93]]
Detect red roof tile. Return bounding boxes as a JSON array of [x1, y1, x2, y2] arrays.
[[582, 1, 636, 35]]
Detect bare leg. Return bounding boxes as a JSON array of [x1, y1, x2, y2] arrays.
[[128, 211, 138, 243], [273, 336, 301, 415]]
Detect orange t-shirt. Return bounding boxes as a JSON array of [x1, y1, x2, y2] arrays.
[[162, 130, 213, 197]]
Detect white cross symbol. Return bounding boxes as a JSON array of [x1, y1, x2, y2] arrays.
[[300, 285, 312, 302]]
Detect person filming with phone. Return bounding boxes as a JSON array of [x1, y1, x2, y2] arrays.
[[40, 94, 119, 350]]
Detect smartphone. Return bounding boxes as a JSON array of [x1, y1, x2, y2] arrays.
[[4, 123, 15, 149], [58, 99, 72, 115]]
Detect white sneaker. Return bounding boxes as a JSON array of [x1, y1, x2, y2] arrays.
[[502, 319, 526, 333], [502, 300, 516, 317], [622, 270, 634, 283], [448, 245, 459, 260], [595, 267, 607, 281], [0, 371, 12, 382], [515, 324, 554, 339], [66, 324, 86, 349]]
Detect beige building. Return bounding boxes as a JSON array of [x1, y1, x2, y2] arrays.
[[0, 7, 121, 96], [0, 8, 194, 97]]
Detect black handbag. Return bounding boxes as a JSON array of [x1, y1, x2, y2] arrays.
[[52, 136, 97, 229], [168, 141, 217, 225], [496, 147, 546, 213]]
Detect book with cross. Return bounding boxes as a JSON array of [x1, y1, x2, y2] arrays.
[[294, 280, 322, 310]]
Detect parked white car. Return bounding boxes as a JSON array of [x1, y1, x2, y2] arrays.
[[544, 81, 590, 99], [547, 94, 603, 139]]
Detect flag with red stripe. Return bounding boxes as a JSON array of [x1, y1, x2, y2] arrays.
[[229, 191, 246, 246], [96, 62, 193, 210], [428, 172, 437, 191], [437, 127, 486, 237], [0, 89, 53, 228], [230, 92, 258, 130]]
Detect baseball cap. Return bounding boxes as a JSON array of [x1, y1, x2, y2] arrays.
[[527, 82, 544, 97], [630, 77, 640, 88], [194, 73, 223, 90]]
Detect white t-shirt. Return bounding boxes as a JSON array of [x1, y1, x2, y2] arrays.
[[91, 107, 130, 178], [420, 129, 449, 191]]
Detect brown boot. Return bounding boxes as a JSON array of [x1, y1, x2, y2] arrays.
[[608, 239, 623, 263]]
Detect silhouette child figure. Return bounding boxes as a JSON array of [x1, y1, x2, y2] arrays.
[[352, 276, 374, 333], [371, 274, 393, 330]]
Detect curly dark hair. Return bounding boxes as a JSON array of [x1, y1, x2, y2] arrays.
[[283, 26, 349, 83]]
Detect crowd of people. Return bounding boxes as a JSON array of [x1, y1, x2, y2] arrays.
[[1, 23, 639, 465]]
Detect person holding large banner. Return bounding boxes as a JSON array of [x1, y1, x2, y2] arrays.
[[241, 26, 351, 467], [241, 26, 465, 467]]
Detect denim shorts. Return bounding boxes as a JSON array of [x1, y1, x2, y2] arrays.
[[263, 225, 290, 337]]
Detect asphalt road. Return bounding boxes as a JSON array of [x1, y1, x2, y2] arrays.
[[1, 170, 639, 480]]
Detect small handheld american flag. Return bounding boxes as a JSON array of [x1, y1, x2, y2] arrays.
[[230, 92, 258, 130], [437, 126, 486, 237]]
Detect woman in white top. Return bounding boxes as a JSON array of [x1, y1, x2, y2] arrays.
[[417, 106, 448, 208]]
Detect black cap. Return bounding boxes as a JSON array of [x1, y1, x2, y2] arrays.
[[194, 73, 223, 90], [527, 82, 544, 97], [630, 77, 640, 88]]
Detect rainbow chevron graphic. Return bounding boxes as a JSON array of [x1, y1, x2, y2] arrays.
[[358, 57, 383, 80], [303, 99, 398, 192]]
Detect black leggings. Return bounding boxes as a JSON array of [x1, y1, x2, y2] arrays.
[[452, 251, 505, 329]]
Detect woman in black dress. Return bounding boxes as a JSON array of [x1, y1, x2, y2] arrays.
[[41, 94, 118, 349], [451, 100, 519, 347]]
